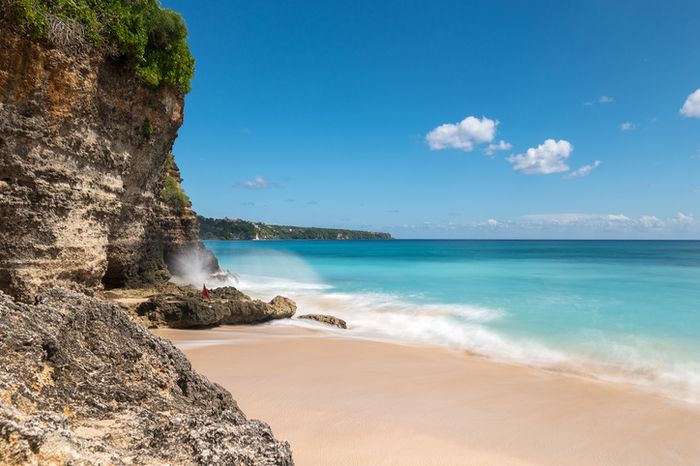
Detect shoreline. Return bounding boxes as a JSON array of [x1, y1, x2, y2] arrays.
[[157, 325, 700, 465]]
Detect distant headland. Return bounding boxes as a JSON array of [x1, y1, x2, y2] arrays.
[[199, 216, 392, 240]]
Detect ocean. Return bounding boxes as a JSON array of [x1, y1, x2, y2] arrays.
[[204, 239, 700, 403]]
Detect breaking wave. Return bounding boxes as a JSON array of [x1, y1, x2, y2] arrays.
[[227, 273, 700, 404], [191, 244, 700, 405]]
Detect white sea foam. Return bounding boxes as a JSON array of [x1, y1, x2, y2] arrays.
[[225, 273, 700, 404], [222, 249, 325, 288], [170, 248, 325, 291], [568, 332, 700, 403], [191, 243, 700, 406], [233, 274, 569, 364]]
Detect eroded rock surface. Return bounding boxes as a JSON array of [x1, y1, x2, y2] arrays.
[[298, 314, 347, 329], [0, 24, 215, 301], [136, 286, 297, 328], [0, 289, 293, 465]]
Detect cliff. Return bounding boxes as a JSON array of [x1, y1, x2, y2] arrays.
[[0, 3, 294, 464], [199, 216, 393, 240], [0, 13, 214, 301]]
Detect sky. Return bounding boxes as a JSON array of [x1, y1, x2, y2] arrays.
[[162, 0, 700, 239]]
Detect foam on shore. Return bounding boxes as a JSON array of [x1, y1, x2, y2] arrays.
[[209, 272, 700, 404]]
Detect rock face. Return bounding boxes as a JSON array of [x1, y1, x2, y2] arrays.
[[0, 288, 293, 465], [0, 23, 215, 302], [136, 287, 297, 328], [0, 8, 294, 466], [298, 314, 347, 329]]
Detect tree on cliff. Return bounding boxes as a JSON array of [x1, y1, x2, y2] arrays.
[[4, 0, 194, 91]]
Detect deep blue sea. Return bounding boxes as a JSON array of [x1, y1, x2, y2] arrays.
[[203, 240, 700, 402]]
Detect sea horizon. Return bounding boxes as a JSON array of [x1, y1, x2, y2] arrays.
[[230, 237, 700, 241]]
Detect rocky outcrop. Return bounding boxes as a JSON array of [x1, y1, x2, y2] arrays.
[[0, 288, 293, 465], [0, 22, 215, 302], [136, 286, 297, 328], [298, 314, 347, 329]]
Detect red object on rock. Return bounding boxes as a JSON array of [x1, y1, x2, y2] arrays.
[[202, 284, 209, 299]]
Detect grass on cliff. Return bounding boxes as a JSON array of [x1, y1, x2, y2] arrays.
[[161, 152, 191, 211], [8, 0, 194, 92]]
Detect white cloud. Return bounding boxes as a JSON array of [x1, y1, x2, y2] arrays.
[[236, 176, 277, 189], [639, 215, 662, 228], [680, 89, 700, 118], [523, 213, 694, 231], [565, 160, 601, 179], [507, 139, 573, 175], [672, 212, 694, 225], [584, 96, 613, 106], [620, 121, 635, 131], [426, 116, 500, 151], [484, 140, 512, 156], [521, 213, 604, 224], [607, 214, 630, 222], [384, 212, 699, 239]]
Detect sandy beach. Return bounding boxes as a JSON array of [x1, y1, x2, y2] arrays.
[[156, 325, 700, 466]]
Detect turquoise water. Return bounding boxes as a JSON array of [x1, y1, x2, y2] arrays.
[[204, 240, 700, 402]]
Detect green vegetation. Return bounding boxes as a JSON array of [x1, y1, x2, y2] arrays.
[[8, 0, 194, 91], [199, 217, 393, 241], [141, 117, 156, 139], [161, 152, 190, 211], [161, 175, 190, 211]]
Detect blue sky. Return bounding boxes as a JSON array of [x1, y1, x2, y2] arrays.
[[163, 0, 700, 238]]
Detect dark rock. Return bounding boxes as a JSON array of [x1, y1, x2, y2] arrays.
[[0, 288, 293, 465], [298, 314, 347, 329], [136, 294, 225, 328], [136, 286, 297, 328], [208, 286, 250, 301]]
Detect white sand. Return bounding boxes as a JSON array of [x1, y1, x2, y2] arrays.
[[157, 326, 700, 465]]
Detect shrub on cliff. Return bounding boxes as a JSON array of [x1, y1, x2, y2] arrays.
[[161, 152, 191, 211], [161, 174, 190, 211], [6, 0, 194, 92]]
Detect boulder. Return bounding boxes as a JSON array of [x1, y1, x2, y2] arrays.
[[136, 286, 296, 328], [298, 314, 347, 329]]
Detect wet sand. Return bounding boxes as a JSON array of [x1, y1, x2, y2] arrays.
[[156, 325, 700, 465]]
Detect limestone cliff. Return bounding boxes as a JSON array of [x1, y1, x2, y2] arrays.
[[0, 20, 214, 301], [0, 5, 295, 465]]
